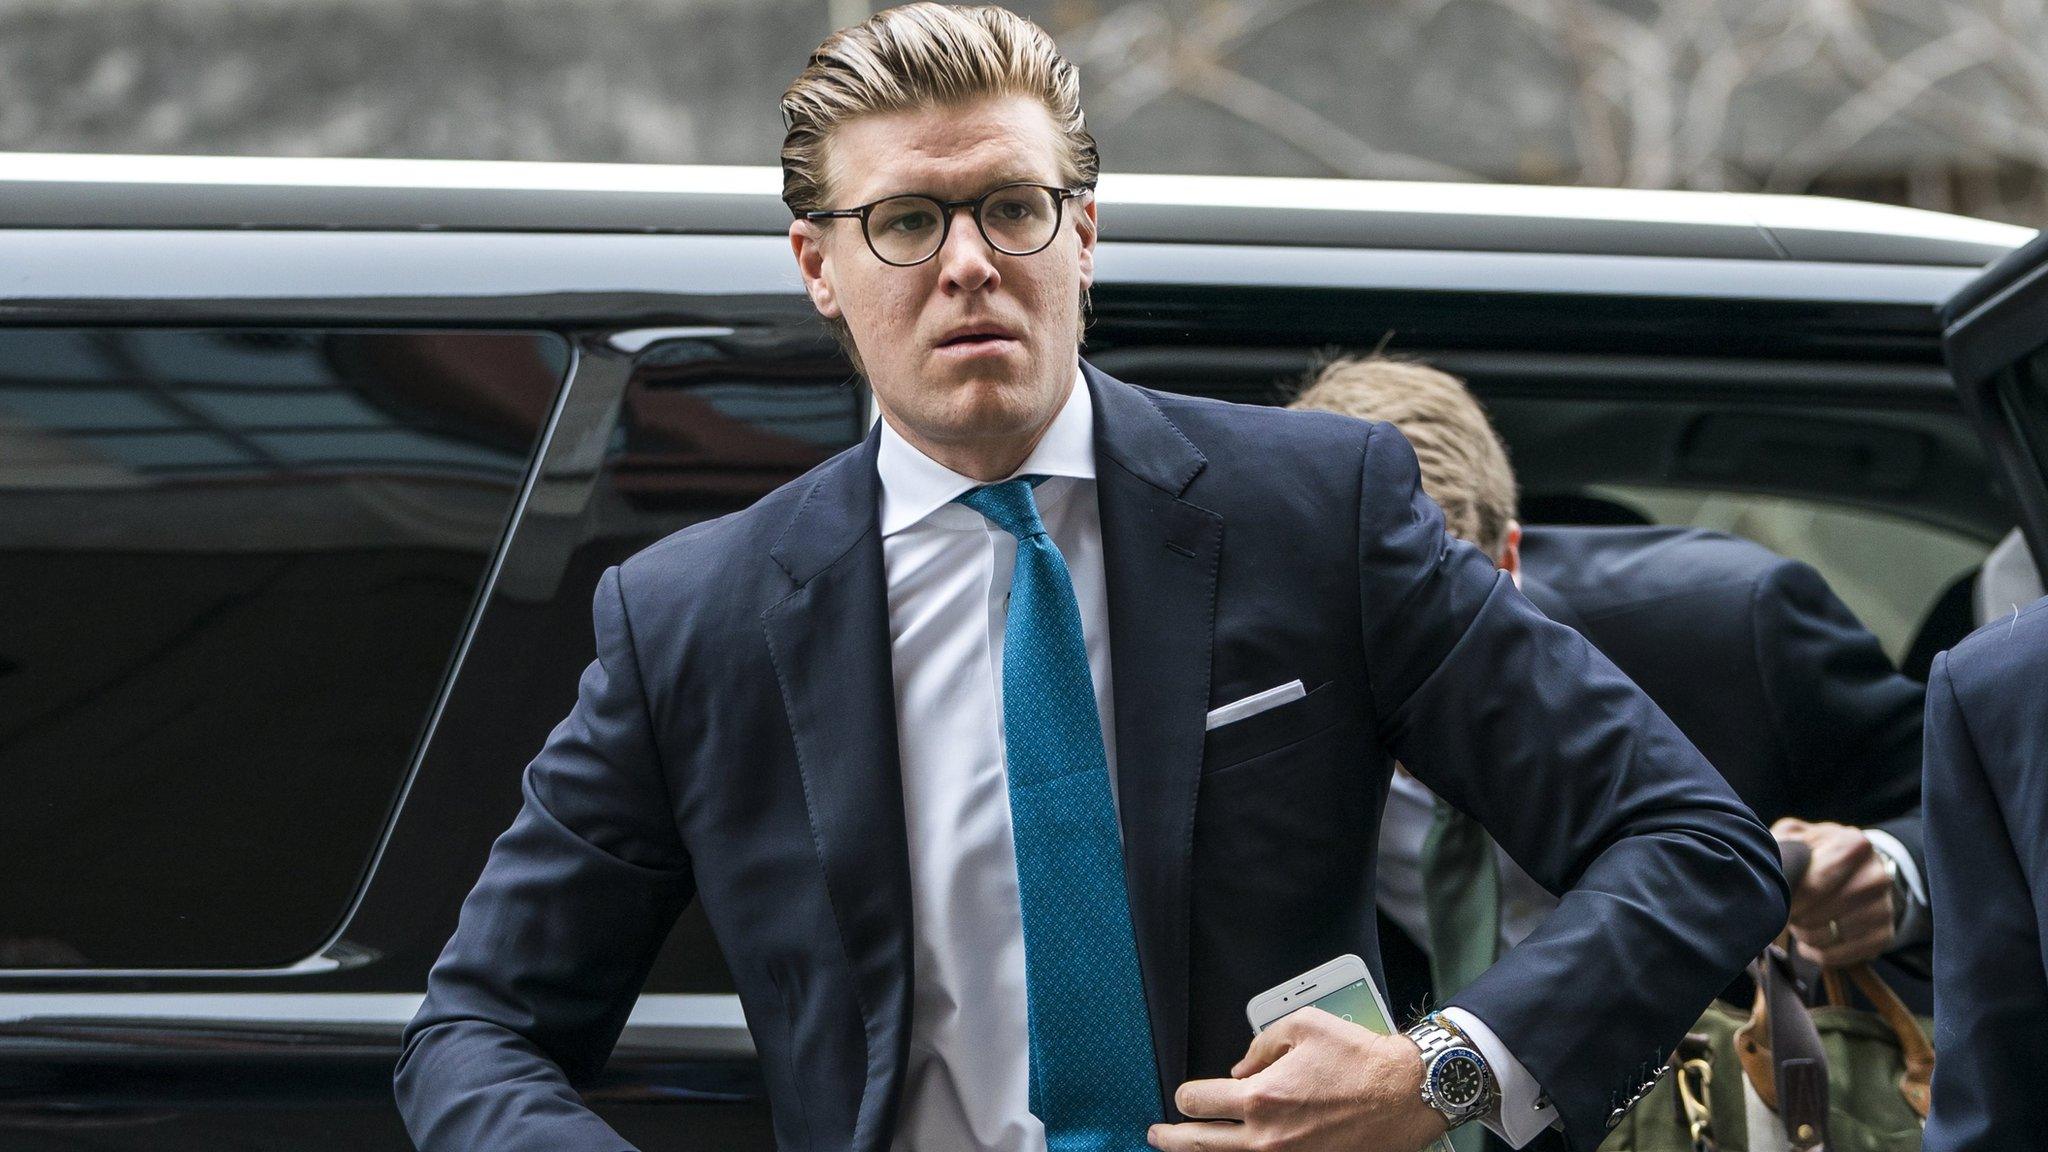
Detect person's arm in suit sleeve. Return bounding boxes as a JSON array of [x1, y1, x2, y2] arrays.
[[1352, 423, 1788, 1151], [394, 565, 696, 1152], [1922, 648, 2048, 1149], [1749, 560, 1931, 947]]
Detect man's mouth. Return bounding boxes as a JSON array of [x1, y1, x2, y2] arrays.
[[937, 325, 1019, 349]]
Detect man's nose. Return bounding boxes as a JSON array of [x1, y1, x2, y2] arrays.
[[935, 205, 1000, 293]]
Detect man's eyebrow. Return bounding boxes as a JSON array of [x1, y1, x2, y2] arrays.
[[981, 172, 1050, 189], [862, 174, 1059, 202]]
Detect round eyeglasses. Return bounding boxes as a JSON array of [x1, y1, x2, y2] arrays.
[[804, 181, 1092, 267]]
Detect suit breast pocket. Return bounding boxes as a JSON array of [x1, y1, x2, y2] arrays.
[[1201, 679, 1352, 775]]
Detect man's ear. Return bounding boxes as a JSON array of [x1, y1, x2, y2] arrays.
[[790, 219, 843, 320], [1499, 519, 1523, 581], [1074, 194, 1098, 289]]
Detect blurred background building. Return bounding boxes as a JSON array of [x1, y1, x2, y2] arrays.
[[5, 0, 2046, 226]]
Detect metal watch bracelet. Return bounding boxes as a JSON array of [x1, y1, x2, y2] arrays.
[[1405, 1014, 1498, 1129], [1878, 846, 1911, 934]]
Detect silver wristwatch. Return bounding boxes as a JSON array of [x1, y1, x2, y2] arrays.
[[1405, 1014, 1498, 1130], [1877, 845, 1911, 934]]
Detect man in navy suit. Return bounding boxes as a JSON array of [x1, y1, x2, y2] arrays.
[[1922, 595, 2048, 1151], [1517, 531, 1929, 973], [1290, 357, 1931, 1031], [393, 7, 1785, 1152]]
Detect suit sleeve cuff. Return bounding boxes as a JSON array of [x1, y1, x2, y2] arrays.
[[1439, 1006, 1560, 1147], [1863, 827, 1930, 948]]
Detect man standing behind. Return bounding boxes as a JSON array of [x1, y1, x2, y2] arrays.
[[1922, 595, 2048, 1151], [1290, 357, 1931, 1051], [394, 8, 1785, 1152]]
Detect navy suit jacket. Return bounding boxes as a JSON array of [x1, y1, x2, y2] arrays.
[[1521, 527, 1931, 1008], [1520, 527, 1925, 872], [1922, 595, 2048, 1152], [1378, 527, 1927, 1035], [394, 363, 1786, 1152]]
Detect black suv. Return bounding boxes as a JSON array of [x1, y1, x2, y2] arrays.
[[3, 155, 2046, 1151]]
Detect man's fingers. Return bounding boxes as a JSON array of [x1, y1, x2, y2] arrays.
[[1789, 858, 1890, 932], [1789, 877, 1890, 931], [1789, 873, 1895, 967], [1789, 906, 1889, 948], [1790, 898, 1892, 951], [1799, 839, 1859, 898], [1147, 1120, 1251, 1152], [1231, 1012, 1307, 1078], [1782, 825, 1899, 968], [1174, 1076, 1253, 1121], [1792, 824, 1874, 904], [1804, 918, 1897, 967]]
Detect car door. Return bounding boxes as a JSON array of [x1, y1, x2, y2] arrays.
[[1942, 229, 2048, 585], [0, 318, 821, 1151]]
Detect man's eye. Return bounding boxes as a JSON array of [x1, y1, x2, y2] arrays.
[[989, 199, 1035, 220], [882, 212, 937, 234]]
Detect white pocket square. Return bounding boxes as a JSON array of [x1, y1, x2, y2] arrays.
[[1204, 679, 1307, 731]]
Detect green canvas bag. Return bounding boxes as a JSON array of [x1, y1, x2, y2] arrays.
[[1599, 974, 1932, 1151], [1600, 842, 1933, 1152]]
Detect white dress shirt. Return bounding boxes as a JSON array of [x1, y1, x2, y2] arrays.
[[879, 367, 1548, 1150], [881, 370, 1114, 1152]]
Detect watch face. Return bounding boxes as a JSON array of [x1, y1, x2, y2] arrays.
[[1432, 1051, 1487, 1110]]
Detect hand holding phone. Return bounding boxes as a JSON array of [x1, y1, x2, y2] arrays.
[[1152, 968, 1455, 1152], [1230, 954, 1458, 1152]]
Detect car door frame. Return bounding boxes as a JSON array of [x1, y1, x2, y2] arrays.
[[1942, 229, 2048, 575]]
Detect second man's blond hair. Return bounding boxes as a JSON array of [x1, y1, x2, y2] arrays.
[[1291, 357, 1519, 562]]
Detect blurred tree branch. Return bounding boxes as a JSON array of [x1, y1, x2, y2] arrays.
[[1049, 0, 2048, 221], [6, 0, 2042, 224]]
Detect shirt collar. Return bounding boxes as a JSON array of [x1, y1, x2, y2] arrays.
[[877, 366, 1095, 537]]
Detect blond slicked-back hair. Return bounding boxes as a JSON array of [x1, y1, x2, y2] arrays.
[[779, 3, 1099, 216], [1291, 356, 1519, 562]]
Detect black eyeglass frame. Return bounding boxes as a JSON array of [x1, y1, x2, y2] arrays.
[[803, 181, 1094, 267]]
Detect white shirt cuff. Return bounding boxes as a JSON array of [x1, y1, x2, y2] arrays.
[[1863, 828, 1931, 948], [1439, 1006, 1559, 1147]]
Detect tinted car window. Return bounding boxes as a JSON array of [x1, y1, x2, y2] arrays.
[[0, 329, 566, 968], [1583, 486, 1985, 665], [1095, 330, 2008, 682], [1488, 396, 2007, 676], [399, 331, 864, 995]]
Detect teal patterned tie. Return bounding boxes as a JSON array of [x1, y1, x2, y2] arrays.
[[955, 476, 1161, 1152]]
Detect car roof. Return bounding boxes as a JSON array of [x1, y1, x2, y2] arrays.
[[1, 153, 2033, 267]]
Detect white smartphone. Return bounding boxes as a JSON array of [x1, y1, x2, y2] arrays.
[[1246, 954, 1456, 1152]]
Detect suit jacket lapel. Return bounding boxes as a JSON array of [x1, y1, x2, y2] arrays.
[[1087, 360, 1222, 1110], [762, 424, 914, 1152]]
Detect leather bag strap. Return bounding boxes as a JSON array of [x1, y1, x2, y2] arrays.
[[1836, 963, 1934, 1119], [1779, 837, 1937, 1121], [1736, 841, 1832, 1150]]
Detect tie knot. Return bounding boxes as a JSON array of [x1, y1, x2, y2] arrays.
[[954, 476, 1049, 540]]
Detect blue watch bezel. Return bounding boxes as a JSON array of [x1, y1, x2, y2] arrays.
[[1425, 1045, 1491, 1114], [1409, 1014, 1497, 1125]]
